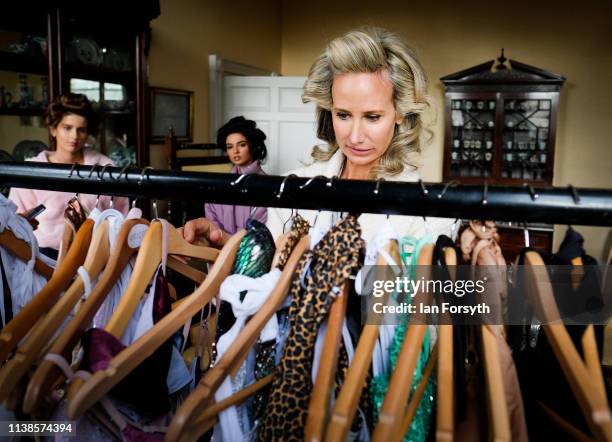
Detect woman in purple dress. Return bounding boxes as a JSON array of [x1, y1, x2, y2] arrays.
[[201, 116, 268, 242]]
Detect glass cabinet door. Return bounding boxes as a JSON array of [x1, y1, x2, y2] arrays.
[[449, 96, 496, 179], [501, 96, 552, 182], [61, 15, 137, 166]]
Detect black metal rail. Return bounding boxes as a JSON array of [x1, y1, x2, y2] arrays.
[[0, 161, 610, 226]]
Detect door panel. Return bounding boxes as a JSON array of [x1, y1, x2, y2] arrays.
[[223, 76, 322, 175]]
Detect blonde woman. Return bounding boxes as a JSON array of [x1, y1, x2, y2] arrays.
[[183, 27, 456, 245]]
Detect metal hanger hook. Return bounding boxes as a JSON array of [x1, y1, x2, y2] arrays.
[[523, 183, 539, 201], [117, 164, 131, 181], [138, 166, 153, 186], [569, 185, 581, 205], [418, 179, 429, 196], [482, 180, 488, 205], [99, 164, 112, 181], [523, 222, 530, 248], [299, 175, 327, 190], [230, 173, 248, 187], [87, 164, 100, 180], [438, 180, 459, 199], [282, 207, 296, 234], [277, 174, 297, 199], [68, 163, 81, 179], [373, 177, 386, 196]]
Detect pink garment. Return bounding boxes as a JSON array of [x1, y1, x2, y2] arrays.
[[8, 149, 129, 249], [204, 160, 267, 234]]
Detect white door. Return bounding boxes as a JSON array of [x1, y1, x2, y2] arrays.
[[223, 76, 323, 175]]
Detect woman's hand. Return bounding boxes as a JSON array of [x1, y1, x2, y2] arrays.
[[179, 217, 229, 247], [18, 213, 39, 231]]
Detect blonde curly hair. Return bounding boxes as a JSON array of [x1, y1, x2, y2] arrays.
[[303, 27, 433, 178]]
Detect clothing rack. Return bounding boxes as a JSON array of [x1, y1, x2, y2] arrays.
[[1, 161, 611, 226]]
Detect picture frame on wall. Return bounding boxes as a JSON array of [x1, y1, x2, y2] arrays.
[[150, 87, 193, 142]]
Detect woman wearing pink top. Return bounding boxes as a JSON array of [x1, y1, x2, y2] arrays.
[[202, 116, 268, 240], [9, 93, 128, 258]]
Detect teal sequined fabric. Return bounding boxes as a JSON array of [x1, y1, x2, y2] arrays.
[[369, 235, 436, 442], [231, 219, 276, 278], [370, 324, 435, 442]]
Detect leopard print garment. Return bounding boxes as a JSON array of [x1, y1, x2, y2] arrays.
[[258, 215, 364, 441], [252, 215, 311, 424], [275, 214, 311, 270]]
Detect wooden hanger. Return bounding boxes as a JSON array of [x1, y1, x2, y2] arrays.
[[66, 229, 245, 420], [481, 324, 510, 441], [184, 374, 275, 440], [0, 220, 111, 404], [305, 281, 349, 442], [0, 219, 94, 363], [582, 325, 608, 406], [55, 220, 75, 270], [372, 243, 434, 441], [166, 235, 310, 442], [537, 400, 596, 442], [0, 229, 54, 279], [23, 218, 149, 414], [524, 250, 612, 440], [436, 247, 456, 442], [103, 220, 219, 339], [64, 219, 220, 403], [398, 341, 438, 438], [166, 255, 206, 285], [325, 240, 400, 441]]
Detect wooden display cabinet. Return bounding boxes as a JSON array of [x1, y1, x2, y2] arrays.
[[0, 4, 158, 166], [441, 50, 565, 186], [442, 51, 565, 258]]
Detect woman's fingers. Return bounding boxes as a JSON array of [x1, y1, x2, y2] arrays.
[[209, 228, 230, 246], [182, 218, 228, 246]]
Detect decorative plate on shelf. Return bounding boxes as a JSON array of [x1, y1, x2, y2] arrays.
[[67, 37, 102, 66]]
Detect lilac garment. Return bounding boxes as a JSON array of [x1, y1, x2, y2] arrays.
[[204, 161, 267, 234]]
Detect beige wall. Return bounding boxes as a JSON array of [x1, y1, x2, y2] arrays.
[[147, 0, 283, 169], [280, 0, 612, 260]]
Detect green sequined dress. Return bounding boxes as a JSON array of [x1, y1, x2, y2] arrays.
[[369, 234, 436, 442]]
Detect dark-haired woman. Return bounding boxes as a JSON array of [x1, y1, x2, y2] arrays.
[[198, 116, 268, 242], [9, 93, 128, 258]]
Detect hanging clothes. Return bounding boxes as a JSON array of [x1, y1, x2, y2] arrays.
[[91, 206, 143, 329], [0, 194, 55, 325], [509, 245, 603, 440], [212, 218, 278, 441], [258, 214, 364, 441], [48, 220, 191, 441], [460, 223, 528, 442], [48, 261, 174, 442], [369, 233, 435, 442]]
